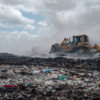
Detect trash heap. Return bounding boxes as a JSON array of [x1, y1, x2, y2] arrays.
[[0, 61, 100, 100], [0, 53, 100, 99]]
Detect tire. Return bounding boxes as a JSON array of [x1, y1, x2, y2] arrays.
[[77, 47, 88, 54], [78, 48, 84, 54]]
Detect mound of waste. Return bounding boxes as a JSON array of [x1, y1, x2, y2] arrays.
[[0, 53, 100, 100]]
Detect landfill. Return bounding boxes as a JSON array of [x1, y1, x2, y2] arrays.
[[0, 53, 100, 100]]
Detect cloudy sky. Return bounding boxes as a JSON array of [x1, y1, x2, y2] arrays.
[[0, 0, 100, 55]]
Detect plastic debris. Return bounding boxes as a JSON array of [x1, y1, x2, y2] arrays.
[[58, 75, 67, 80], [3, 85, 17, 88], [42, 69, 51, 73], [27, 83, 33, 87]]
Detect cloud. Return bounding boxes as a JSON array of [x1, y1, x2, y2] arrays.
[[38, 21, 47, 27], [1, 0, 23, 5], [0, 0, 45, 14], [24, 24, 36, 31], [39, 0, 100, 43], [0, 31, 39, 55], [0, 22, 13, 28], [0, 4, 34, 24]]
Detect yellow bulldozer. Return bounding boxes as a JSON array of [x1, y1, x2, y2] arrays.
[[50, 34, 100, 55]]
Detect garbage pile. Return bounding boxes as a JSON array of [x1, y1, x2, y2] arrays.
[[0, 53, 100, 99], [0, 63, 100, 100], [0, 53, 100, 71]]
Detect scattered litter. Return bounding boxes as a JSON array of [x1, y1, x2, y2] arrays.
[[58, 75, 67, 80], [0, 57, 99, 99], [42, 69, 51, 73]]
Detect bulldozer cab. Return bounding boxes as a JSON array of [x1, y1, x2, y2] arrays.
[[73, 35, 89, 48]]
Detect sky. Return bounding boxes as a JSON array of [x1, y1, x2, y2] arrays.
[[0, 0, 100, 56]]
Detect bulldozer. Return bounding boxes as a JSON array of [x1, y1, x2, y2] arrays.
[[50, 34, 100, 55]]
